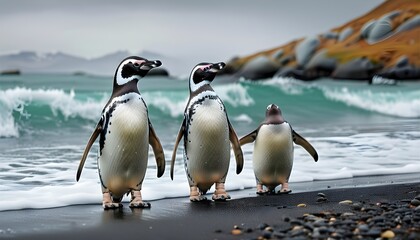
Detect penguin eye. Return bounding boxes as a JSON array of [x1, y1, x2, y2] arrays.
[[134, 62, 140, 67], [267, 104, 272, 110]]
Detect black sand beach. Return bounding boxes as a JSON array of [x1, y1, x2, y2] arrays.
[[2, 175, 419, 240]]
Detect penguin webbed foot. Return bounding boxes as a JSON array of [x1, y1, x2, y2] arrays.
[[189, 186, 207, 202], [128, 190, 151, 208], [129, 201, 151, 209], [277, 183, 292, 194], [212, 182, 231, 201], [190, 195, 208, 202], [103, 202, 123, 210], [256, 183, 269, 195], [212, 193, 231, 201], [102, 192, 123, 210]]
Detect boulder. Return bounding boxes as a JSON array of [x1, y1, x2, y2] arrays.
[[367, 15, 393, 43], [332, 57, 381, 80], [338, 27, 353, 42], [363, 11, 403, 43], [395, 55, 409, 68], [361, 20, 377, 39], [237, 55, 279, 80], [295, 36, 320, 67], [378, 65, 420, 80], [271, 49, 284, 60], [321, 32, 339, 39], [274, 67, 320, 81], [305, 49, 337, 72], [396, 15, 420, 33]]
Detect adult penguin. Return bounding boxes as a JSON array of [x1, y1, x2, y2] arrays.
[[76, 56, 165, 209], [171, 62, 243, 201]]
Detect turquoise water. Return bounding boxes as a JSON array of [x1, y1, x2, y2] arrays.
[[0, 74, 419, 211]]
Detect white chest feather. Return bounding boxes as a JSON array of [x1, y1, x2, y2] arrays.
[[253, 123, 294, 183], [185, 96, 230, 183], [98, 93, 149, 195]]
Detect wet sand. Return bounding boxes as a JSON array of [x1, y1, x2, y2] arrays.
[[2, 175, 419, 240]]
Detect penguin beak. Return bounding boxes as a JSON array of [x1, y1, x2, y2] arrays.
[[140, 60, 162, 71], [267, 104, 281, 116], [209, 62, 226, 73]]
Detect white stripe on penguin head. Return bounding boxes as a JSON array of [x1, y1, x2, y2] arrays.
[[116, 59, 146, 86], [189, 64, 212, 92]]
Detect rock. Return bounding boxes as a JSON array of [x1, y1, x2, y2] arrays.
[[231, 229, 242, 235], [295, 36, 320, 67], [352, 203, 363, 211], [237, 55, 279, 80], [274, 67, 318, 81], [262, 230, 273, 238], [383, 10, 401, 19], [321, 31, 338, 39], [257, 223, 269, 230], [395, 55, 409, 68], [411, 199, 420, 206], [396, 15, 420, 33], [332, 57, 381, 80], [339, 200, 353, 205], [361, 20, 377, 39], [271, 49, 284, 60], [381, 230, 395, 239], [338, 27, 353, 42], [317, 193, 326, 198], [277, 55, 293, 66], [305, 49, 337, 72], [297, 203, 307, 208], [378, 65, 420, 80], [367, 15, 393, 43]]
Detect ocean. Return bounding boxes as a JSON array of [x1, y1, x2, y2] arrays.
[[0, 74, 419, 211]]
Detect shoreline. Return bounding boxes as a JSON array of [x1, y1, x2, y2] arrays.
[[0, 174, 419, 239]]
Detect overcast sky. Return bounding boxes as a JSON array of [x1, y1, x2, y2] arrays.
[[1, 0, 383, 61]]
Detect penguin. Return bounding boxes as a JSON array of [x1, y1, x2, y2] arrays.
[[170, 62, 244, 202], [239, 104, 318, 194], [76, 56, 165, 209]]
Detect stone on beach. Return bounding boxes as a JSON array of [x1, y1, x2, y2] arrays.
[[295, 36, 320, 67]]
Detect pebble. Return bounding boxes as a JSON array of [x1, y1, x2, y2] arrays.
[[317, 193, 326, 198], [316, 197, 327, 203], [410, 199, 420, 206], [352, 203, 363, 211], [339, 200, 353, 205], [297, 203, 307, 207], [226, 194, 419, 239], [381, 230, 395, 239], [257, 223, 268, 230], [231, 229, 242, 235]]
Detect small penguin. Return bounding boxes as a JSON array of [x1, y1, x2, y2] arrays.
[[239, 104, 318, 194], [171, 62, 244, 201], [76, 56, 165, 209]]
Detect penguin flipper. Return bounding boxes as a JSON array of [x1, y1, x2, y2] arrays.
[[76, 124, 101, 181], [228, 120, 244, 174], [239, 128, 259, 146], [148, 120, 165, 178], [292, 130, 318, 162], [171, 118, 186, 180]]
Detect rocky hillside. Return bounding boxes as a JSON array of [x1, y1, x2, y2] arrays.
[[221, 0, 420, 81]]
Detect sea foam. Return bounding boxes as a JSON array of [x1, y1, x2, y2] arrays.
[[0, 87, 107, 137]]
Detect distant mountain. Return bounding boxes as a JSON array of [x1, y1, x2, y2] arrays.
[[0, 50, 185, 76], [221, 0, 420, 81]]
